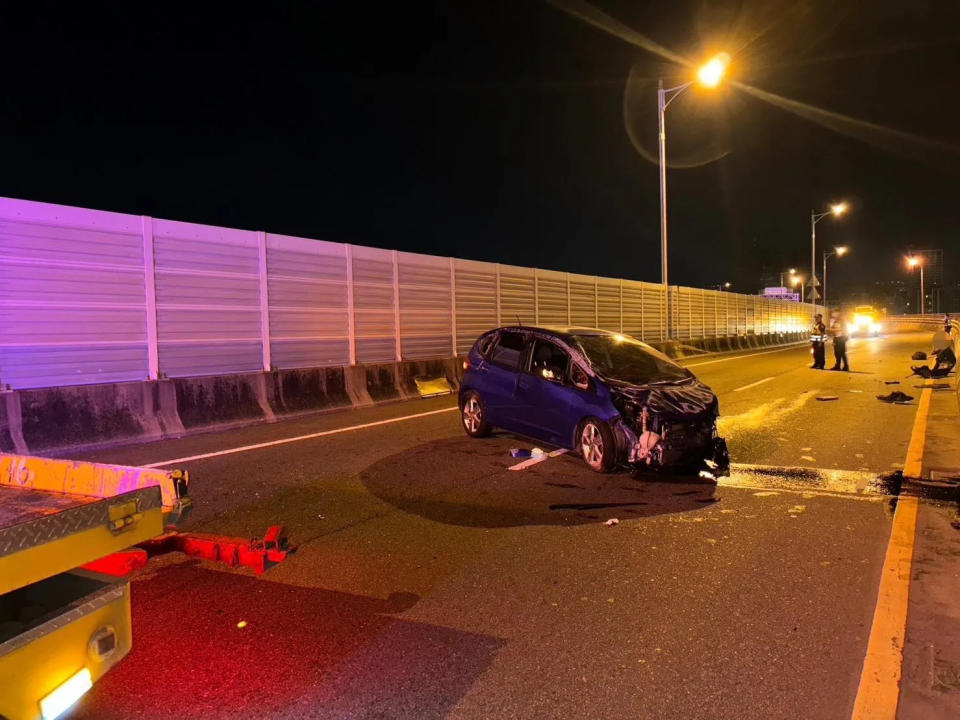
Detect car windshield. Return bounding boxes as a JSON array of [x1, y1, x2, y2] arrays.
[[572, 334, 691, 385]]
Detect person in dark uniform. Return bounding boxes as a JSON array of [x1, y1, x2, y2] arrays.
[[829, 311, 849, 371], [810, 313, 826, 369]]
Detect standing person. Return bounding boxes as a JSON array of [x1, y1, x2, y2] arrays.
[[829, 311, 849, 371], [810, 313, 827, 369]]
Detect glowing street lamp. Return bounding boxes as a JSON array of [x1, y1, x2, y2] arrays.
[[907, 255, 925, 313], [809, 202, 849, 313], [822, 245, 849, 309], [780, 267, 797, 289], [790, 272, 805, 304], [658, 52, 730, 338]]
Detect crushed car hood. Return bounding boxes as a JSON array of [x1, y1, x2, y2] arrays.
[[607, 379, 719, 420]]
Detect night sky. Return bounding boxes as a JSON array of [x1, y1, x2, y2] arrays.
[[2, 1, 958, 298]]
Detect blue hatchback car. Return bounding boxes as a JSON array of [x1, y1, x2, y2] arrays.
[[459, 326, 729, 475]]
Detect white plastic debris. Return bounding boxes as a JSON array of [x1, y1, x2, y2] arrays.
[[531, 448, 544, 458], [604, 518, 620, 526]]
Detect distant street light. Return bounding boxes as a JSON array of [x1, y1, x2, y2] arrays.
[[790, 273, 805, 304], [822, 246, 849, 309], [715, 281, 732, 291], [658, 52, 730, 338], [907, 255, 925, 314], [809, 202, 849, 313], [780, 267, 797, 289]]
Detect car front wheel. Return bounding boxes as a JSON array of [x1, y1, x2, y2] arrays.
[[579, 417, 615, 473], [461, 391, 491, 438]]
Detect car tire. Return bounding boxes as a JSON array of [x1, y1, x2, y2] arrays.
[[578, 417, 615, 473], [461, 391, 491, 438]]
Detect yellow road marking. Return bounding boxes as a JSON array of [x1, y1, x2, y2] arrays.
[[903, 387, 932, 479], [850, 386, 931, 720]]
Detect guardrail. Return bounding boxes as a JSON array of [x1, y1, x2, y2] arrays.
[[0, 196, 820, 390]]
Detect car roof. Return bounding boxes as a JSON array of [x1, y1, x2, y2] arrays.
[[495, 325, 612, 340]]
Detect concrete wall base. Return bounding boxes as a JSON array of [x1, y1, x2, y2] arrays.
[[5, 337, 801, 456]]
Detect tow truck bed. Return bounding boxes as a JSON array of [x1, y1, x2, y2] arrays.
[[0, 484, 163, 597]]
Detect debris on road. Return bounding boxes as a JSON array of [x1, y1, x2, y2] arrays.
[[801, 455, 817, 462], [816, 395, 839, 401], [604, 518, 620, 526], [510, 447, 545, 459], [911, 365, 952, 379], [912, 351, 927, 360], [849, 389, 863, 393], [884, 380, 900, 385], [877, 391, 914, 403]]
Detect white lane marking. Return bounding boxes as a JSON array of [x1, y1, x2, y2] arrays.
[[683, 344, 805, 368], [733, 376, 775, 392], [143, 406, 459, 467], [508, 448, 568, 471]]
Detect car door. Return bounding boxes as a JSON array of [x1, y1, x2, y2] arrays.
[[516, 337, 583, 446], [475, 329, 529, 432]]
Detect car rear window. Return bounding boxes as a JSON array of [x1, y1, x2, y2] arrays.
[[489, 331, 525, 369]]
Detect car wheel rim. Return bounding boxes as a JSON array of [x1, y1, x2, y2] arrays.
[[464, 398, 482, 433], [581, 423, 604, 468]]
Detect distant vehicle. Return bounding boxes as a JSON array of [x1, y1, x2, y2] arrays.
[[458, 326, 729, 475], [847, 305, 882, 337]]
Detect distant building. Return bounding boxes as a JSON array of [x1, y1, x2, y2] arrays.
[[762, 286, 800, 302], [874, 280, 909, 315]]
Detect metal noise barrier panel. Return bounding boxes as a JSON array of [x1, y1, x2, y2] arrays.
[[0, 197, 819, 389]]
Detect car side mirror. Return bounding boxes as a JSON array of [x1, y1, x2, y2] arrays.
[[570, 366, 590, 391]]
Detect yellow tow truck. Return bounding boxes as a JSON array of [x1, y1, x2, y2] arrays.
[[847, 305, 883, 337], [0, 453, 290, 720]]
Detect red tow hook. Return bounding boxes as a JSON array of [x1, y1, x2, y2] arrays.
[[82, 525, 296, 577]]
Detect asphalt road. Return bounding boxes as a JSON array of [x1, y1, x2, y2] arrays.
[[72, 332, 949, 719]]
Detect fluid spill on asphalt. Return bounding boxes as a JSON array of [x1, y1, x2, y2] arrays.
[[721, 464, 904, 497], [550, 501, 648, 511]]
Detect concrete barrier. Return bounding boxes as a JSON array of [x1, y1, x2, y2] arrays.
[[3, 334, 804, 456]]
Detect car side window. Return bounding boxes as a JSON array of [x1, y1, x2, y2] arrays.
[[528, 339, 569, 382], [488, 331, 526, 369], [475, 332, 497, 357]]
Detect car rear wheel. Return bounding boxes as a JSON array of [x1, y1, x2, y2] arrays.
[[579, 418, 615, 473], [461, 391, 491, 438]]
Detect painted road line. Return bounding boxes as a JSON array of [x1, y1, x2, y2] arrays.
[[732, 376, 775, 392], [683, 344, 805, 368], [143, 406, 460, 468], [509, 448, 568, 471], [850, 386, 931, 720]]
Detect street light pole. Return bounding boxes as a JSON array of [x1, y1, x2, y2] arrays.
[[907, 256, 925, 314], [822, 246, 849, 310], [810, 209, 817, 310], [657, 53, 729, 340], [658, 79, 671, 340], [810, 203, 848, 316], [920, 263, 925, 314]]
